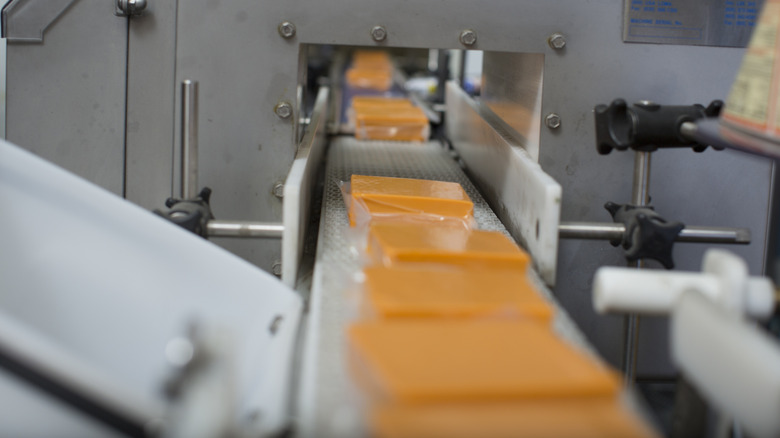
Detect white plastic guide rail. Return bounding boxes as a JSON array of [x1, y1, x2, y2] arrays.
[[282, 86, 329, 286], [445, 82, 562, 285]]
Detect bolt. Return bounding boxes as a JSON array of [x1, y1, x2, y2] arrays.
[[272, 261, 282, 277], [371, 25, 387, 42], [548, 32, 566, 50], [273, 182, 284, 198], [165, 337, 195, 367], [274, 102, 292, 119], [268, 315, 283, 334], [545, 113, 562, 129], [459, 29, 477, 46], [278, 21, 296, 39]]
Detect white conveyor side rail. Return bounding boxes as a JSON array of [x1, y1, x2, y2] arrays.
[[0, 140, 302, 437]]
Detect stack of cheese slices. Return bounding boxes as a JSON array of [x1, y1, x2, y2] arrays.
[[345, 174, 659, 438]]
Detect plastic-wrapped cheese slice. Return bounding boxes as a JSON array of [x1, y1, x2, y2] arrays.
[[355, 106, 430, 141], [347, 319, 621, 402], [349, 175, 474, 227], [370, 399, 659, 438], [362, 265, 553, 321], [367, 222, 528, 271]]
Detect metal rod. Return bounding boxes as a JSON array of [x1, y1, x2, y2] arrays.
[[207, 220, 284, 238], [181, 80, 199, 199], [623, 151, 652, 386], [558, 222, 751, 244], [632, 151, 652, 206], [679, 121, 698, 142], [623, 311, 641, 386]]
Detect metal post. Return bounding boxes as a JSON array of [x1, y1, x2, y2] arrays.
[[624, 151, 652, 385], [558, 222, 751, 244], [181, 80, 199, 199], [206, 221, 284, 238]]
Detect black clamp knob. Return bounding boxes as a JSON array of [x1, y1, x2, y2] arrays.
[[154, 187, 215, 238], [605, 202, 684, 269], [595, 99, 723, 155]]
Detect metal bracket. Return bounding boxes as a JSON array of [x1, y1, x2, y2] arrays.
[[1, 0, 78, 43]]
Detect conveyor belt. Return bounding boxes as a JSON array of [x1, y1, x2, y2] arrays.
[[297, 137, 599, 437]]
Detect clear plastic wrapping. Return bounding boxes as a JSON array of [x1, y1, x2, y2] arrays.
[[346, 96, 416, 132], [345, 175, 475, 229], [345, 50, 395, 91], [346, 319, 622, 403], [361, 265, 553, 321], [354, 107, 430, 142], [366, 221, 530, 271], [332, 174, 656, 438], [369, 398, 660, 438]]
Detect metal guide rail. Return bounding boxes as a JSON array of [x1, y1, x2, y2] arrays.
[[296, 136, 606, 437]]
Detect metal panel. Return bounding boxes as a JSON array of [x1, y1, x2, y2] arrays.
[[447, 82, 562, 285], [481, 52, 544, 161], [172, 0, 301, 274], [623, 0, 763, 47], [125, 0, 178, 209], [5, 0, 127, 195], [134, 0, 772, 376], [1, 0, 78, 43]]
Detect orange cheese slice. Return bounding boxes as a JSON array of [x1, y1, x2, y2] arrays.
[[352, 50, 393, 68], [348, 319, 621, 403], [352, 96, 414, 111], [363, 266, 553, 321], [346, 68, 393, 91], [355, 106, 429, 141], [371, 399, 660, 438], [367, 222, 529, 271], [350, 175, 473, 226]]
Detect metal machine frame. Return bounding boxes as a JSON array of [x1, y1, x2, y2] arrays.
[[4, 0, 774, 380]]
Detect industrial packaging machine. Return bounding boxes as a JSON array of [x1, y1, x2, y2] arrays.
[[1, 0, 778, 436]]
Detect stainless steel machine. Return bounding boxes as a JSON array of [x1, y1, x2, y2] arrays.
[[2, 0, 775, 436]]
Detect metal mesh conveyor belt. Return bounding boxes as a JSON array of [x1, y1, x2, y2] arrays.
[[297, 136, 597, 437]]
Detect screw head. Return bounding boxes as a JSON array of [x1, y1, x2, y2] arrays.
[[273, 182, 284, 198], [545, 113, 562, 129], [274, 102, 292, 119], [278, 21, 296, 39], [371, 25, 387, 42], [459, 29, 477, 46], [548, 32, 566, 50], [272, 261, 282, 277]]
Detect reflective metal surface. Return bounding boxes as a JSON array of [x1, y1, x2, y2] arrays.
[[1, 0, 79, 42], [6, 0, 127, 195], [481, 52, 544, 161], [180, 80, 198, 199], [124, 0, 177, 209], [559, 222, 752, 244], [624, 151, 652, 385], [207, 220, 284, 238], [447, 82, 562, 285]]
